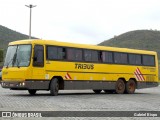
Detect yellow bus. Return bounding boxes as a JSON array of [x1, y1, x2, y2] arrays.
[[1, 39, 159, 95]]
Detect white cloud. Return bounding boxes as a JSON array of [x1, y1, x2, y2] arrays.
[[0, 0, 160, 44]]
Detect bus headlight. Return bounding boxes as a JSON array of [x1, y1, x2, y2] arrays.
[[22, 82, 25, 86]]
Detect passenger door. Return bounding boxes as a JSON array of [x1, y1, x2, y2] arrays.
[[32, 45, 45, 80]]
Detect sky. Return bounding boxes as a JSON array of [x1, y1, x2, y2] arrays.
[[0, 0, 160, 45]]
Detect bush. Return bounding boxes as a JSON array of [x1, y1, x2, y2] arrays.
[[0, 50, 3, 62]]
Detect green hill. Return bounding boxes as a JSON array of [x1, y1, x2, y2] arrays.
[[99, 30, 160, 57], [0, 25, 37, 66], [0, 25, 36, 52]]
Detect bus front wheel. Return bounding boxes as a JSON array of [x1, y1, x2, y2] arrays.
[[50, 78, 59, 96], [93, 90, 102, 94], [115, 79, 125, 94], [125, 80, 136, 94], [28, 90, 37, 95]]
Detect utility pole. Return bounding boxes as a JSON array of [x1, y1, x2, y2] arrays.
[[25, 4, 36, 39]]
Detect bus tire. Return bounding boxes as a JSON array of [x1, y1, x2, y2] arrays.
[[93, 90, 102, 94], [28, 90, 36, 95], [115, 79, 125, 94], [125, 79, 136, 94], [50, 78, 59, 96]]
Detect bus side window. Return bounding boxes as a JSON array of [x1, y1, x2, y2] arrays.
[[62, 48, 66, 59], [58, 47, 66, 60], [67, 48, 73, 60], [102, 52, 105, 62], [98, 51, 103, 62], [66, 48, 82, 61], [102, 51, 113, 63], [33, 45, 44, 67], [84, 50, 92, 61]]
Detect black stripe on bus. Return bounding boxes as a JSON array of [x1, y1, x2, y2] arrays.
[[45, 70, 156, 76]]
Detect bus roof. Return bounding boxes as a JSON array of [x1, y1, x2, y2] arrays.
[[9, 39, 156, 55]]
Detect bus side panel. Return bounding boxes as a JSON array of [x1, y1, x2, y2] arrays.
[[63, 80, 115, 90]]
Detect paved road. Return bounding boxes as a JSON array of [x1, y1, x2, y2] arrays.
[[0, 86, 160, 120]]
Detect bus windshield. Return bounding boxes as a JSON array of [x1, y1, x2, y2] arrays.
[[4, 45, 31, 67]]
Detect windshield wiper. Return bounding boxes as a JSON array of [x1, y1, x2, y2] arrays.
[[16, 59, 20, 68], [6, 53, 17, 68]]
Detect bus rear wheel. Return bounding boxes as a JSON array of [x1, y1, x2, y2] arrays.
[[125, 80, 136, 94], [93, 90, 102, 94], [50, 78, 59, 96], [115, 79, 125, 94], [28, 90, 37, 95]]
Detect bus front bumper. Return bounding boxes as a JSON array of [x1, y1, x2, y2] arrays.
[[1, 80, 50, 90], [1, 81, 27, 90]]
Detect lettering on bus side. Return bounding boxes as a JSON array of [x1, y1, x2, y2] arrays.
[[75, 63, 94, 69]]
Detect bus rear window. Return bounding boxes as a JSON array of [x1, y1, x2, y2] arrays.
[[142, 55, 155, 66]]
